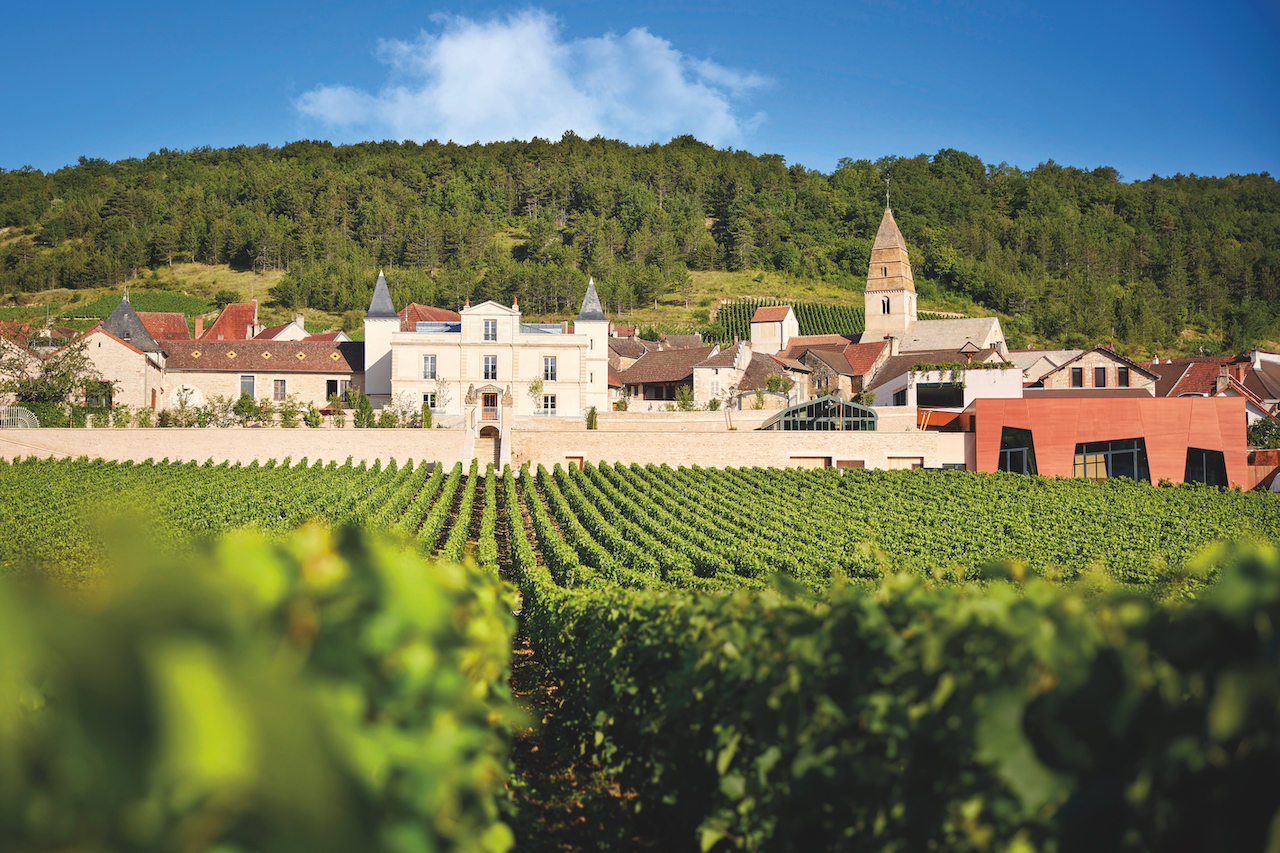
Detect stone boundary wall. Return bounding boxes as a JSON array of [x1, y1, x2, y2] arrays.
[[0, 428, 469, 469], [511, 429, 969, 470], [0, 421, 968, 472]]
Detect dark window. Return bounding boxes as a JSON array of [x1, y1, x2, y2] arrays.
[[273, 379, 287, 401], [483, 319, 497, 341], [543, 356, 557, 381], [1185, 447, 1228, 487], [916, 383, 964, 407], [327, 379, 338, 399], [998, 427, 1038, 475], [1073, 438, 1150, 483], [483, 355, 497, 380], [1094, 366, 1107, 387], [892, 388, 907, 406], [1071, 367, 1083, 388], [1118, 367, 1130, 387], [241, 375, 255, 398]]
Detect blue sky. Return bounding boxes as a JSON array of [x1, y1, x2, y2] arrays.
[[4, 0, 1276, 181]]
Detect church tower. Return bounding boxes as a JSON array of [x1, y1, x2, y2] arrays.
[[864, 208, 916, 335]]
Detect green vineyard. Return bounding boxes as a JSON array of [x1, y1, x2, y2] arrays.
[[708, 297, 952, 343], [2, 456, 1278, 852]]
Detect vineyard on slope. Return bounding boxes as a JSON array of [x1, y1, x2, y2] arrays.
[[707, 297, 952, 343]]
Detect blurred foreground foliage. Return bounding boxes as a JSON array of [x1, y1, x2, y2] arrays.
[[0, 523, 519, 853]]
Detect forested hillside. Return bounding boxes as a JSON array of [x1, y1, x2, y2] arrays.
[[1, 134, 1277, 352]]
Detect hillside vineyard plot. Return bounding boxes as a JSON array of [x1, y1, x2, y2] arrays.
[[2, 457, 1279, 852]]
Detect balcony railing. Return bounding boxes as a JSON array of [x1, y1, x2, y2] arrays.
[[481, 406, 498, 421]]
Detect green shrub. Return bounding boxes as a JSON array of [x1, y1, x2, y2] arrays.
[[0, 524, 520, 853]]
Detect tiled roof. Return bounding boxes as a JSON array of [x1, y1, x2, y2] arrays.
[[751, 305, 793, 323], [619, 346, 715, 384], [738, 352, 789, 391], [254, 320, 294, 340], [1249, 361, 1280, 399], [610, 338, 656, 360], [164, 340, 364, 373], [898, 317, 1002, 352], [304, 331, 349, 342], [1005, 349, 1082, 371], [137, 312, 190, 341], [697, 341, 745, 368], [201, 301, 258, 341], [611, 324, 636, 337], [607, 364, 624, 388], [778, 334, 858, 360], [400, 303, 461, 331], [660, 334, 704, 350], [844, 340, 889, 375], [802, 340, 887, 378], [866, 348, 999, 392], [0, 320, 33, 347]]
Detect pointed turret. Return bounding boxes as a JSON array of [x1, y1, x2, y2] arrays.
[[575, 277, 607, 323], [365, 270, 398, 320], [864, 209, 917, 334], [363, 270, 400, 401], [103, 294, 162, 352], [574, 277, 609, 414]]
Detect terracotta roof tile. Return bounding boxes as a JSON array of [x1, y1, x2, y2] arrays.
[[400, 303, 460, 331], [660, 334, 704, 350], [137, 312, 190, 341], [738, 352, 789, 391], [778, 334, 858, 360], [618, 346, 715, 384], [201, 301, 258, 341], [610, 338, 655, 360], [751, 306, 794, 323], [165, 340, 363, 373], [698, 341, 745, 368]]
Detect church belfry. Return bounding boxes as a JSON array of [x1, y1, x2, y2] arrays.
[[864, 208, 916, 334]]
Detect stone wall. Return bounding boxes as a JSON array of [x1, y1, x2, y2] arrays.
[[0, 427, 469, 468], [0, 420, 970, 472]]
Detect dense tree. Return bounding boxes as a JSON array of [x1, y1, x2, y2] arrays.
[[0, 140, 1276, 348]]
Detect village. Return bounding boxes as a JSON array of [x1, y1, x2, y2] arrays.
[[3, 208, 1279, 490]]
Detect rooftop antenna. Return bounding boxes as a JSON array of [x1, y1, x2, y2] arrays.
[[885, 177, 890, 209]]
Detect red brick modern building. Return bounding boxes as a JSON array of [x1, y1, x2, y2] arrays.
[[969, 395, 1248, 487]]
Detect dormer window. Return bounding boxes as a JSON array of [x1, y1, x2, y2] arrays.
[[483, 319, 497, 341]]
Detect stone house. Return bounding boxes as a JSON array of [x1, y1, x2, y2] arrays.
[[1032, 346, 1157, 394]]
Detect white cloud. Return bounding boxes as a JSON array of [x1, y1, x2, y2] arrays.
[[295, 9, 768, 147]]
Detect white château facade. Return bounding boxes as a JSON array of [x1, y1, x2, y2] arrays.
[[363, 272, 610, 420]]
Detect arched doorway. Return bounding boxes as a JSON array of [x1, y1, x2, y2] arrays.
[[476, 425, 500, 471]]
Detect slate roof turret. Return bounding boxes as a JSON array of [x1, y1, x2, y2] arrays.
[[575, 278, 607, 323], [102, 295, 162, 352], [365, 270, 399, 320]]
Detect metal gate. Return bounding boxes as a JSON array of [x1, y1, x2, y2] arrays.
[[0, 406, 39, 428]]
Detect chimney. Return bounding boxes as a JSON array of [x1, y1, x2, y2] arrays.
[[885, 335, 900, 357], [1215, 366, 1229, 394], [295, 313, 305, 327], [194, 316, 204, 338]]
